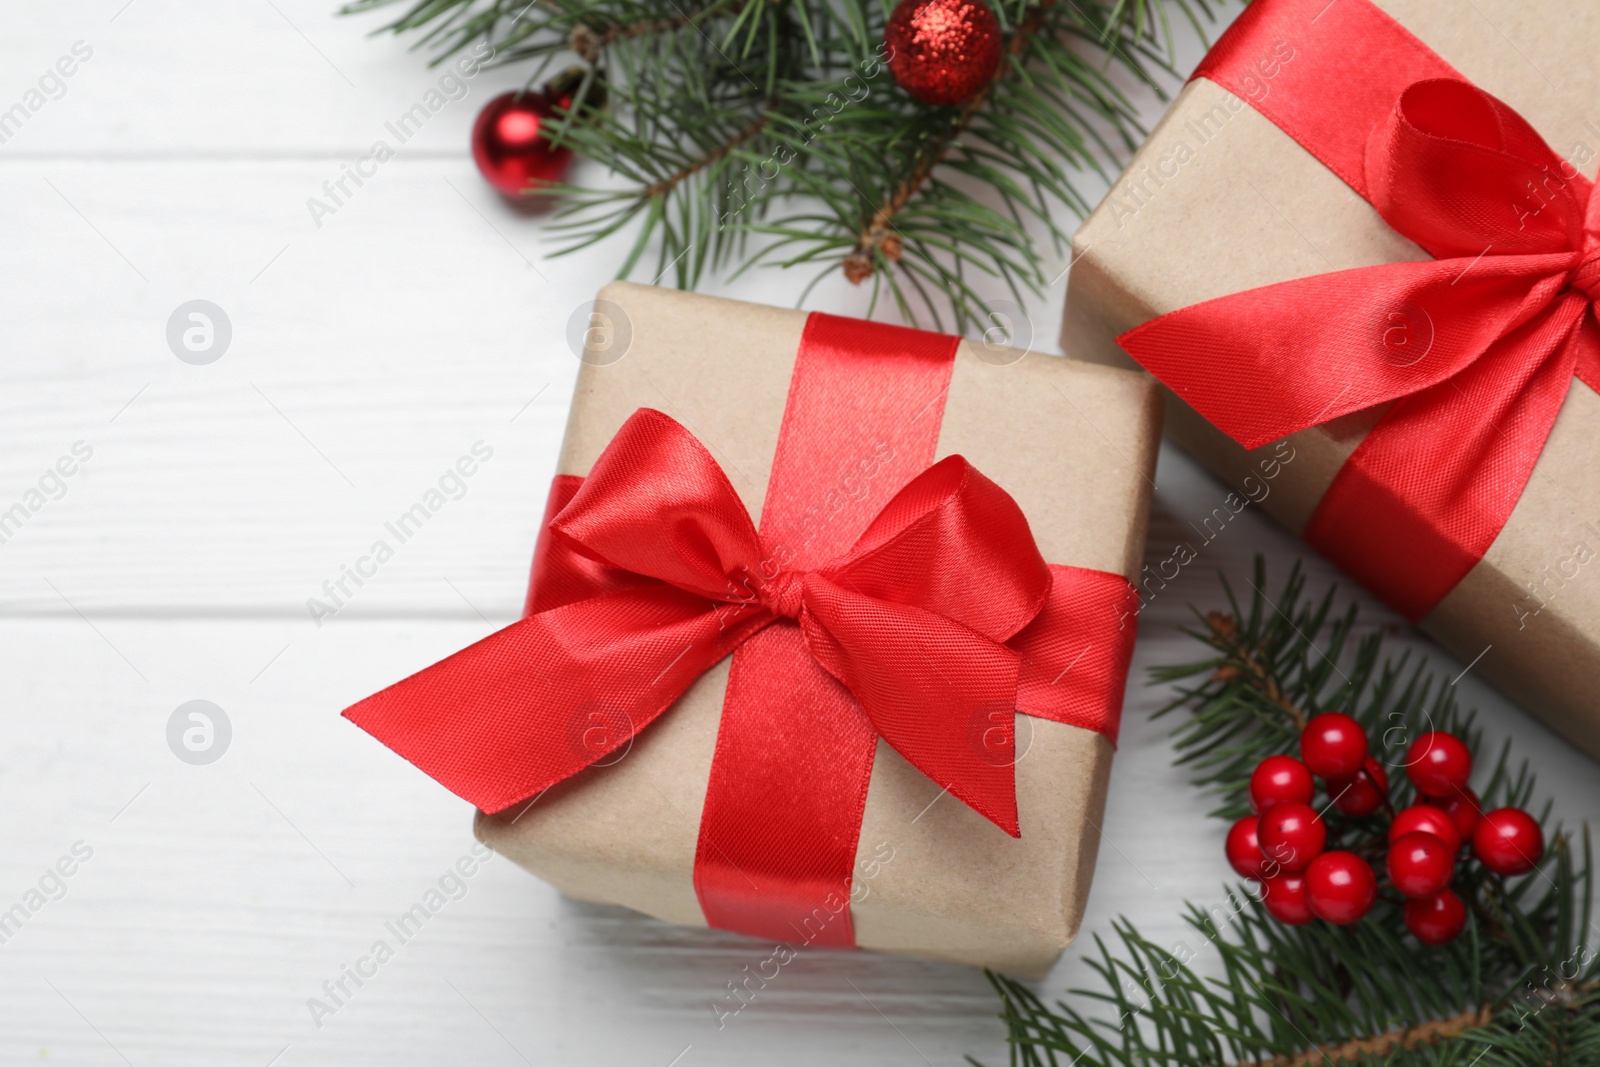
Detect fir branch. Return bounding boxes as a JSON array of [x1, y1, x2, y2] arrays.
[[570, 16, 693, 63], [343, 0, 1225, 330], [843, 0, 1053, 284], [971, 560, 1600, 1067], [1202, 609, 1308, 732], [641, 108, 772, 197], [1237, 1002, 1493, 1067]]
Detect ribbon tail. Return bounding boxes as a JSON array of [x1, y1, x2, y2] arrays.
[[1305, 294, 1588, 620], [344, 586, 765, 813], [1118, 255, 1576, 449], [800, 584, 1022, 837]]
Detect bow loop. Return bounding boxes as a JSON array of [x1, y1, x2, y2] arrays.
[[826, 455, 1052, 642], [1365, 80, 1592, 260], [551, 408, 766, 605]]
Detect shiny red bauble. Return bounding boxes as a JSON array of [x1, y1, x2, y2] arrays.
[[1300, 712, 1368, 779], [1257, 801, 1325, 874], [1405, 730, 1472, 796], [1306, 851, 1378, 924], [1430, 787, 1483, 839], [471, 90, 575, 196], [1261, 872, 1314, 925], [885, 0, 1003, 106], [1329, 757, 1389, 817], [1388, 831, 1456, 898], [1388, 803, 1462, 852], [1250, 755, 1315, 813], [1226, 816, 1267, 880], [1473, 807, 1545, 876], [1404, 888, 1467, 945]]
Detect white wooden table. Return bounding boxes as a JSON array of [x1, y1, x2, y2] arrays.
[[3, 2, 1595, 1063]]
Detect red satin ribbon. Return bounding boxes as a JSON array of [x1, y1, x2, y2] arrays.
[[347, 312, 1138, 945], [1118, 0, 1600, 621]]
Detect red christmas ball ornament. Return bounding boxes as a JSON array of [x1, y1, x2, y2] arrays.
[[472, 89, 575, 196], [1329, 757, 1389, 817], [1261, 872, 1314, 925], [885, 0, 1003, 107], [1226, 816, 1267, 880], [1405, 888, 1467, 945], [1257, 801, 1325, 874], [1305, 851, 1377, 925], [1388, 804, 1462, 852], [1405, 730, 1472, 796], [1300, 712, 1368, 779], [1387, 831, 1456, 898], [1473, 807, 1545, 876], [1250, 755, 1315, 813], [1431, 787, 1483, 839]]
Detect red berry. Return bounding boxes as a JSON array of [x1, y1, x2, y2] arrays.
[[1430, 787, 1482, 839], [1405, 731, 1472, 796], [1473, 807, 1545, 876], [1388, 804, 1462, 852], [1226, 816, 1266, 880], [1261, 872, 1314, 925], [1329, 758, 1389, 816], [1250, 755, 1315, 812], [1305, 851, 1377, 924], [1387, 831, 1457, 898], [1300, 713, 1368, 779], [1257, 801, 1326, 874], [1404, 888, 1467, 945]]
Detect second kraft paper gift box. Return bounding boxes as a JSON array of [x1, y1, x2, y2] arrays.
[[344, 281, 1160, 976], [1064, 0, 1600, 756]]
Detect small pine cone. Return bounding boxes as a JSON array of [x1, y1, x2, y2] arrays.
[[843, 252, 874, 285], [880, 233, 902, 261], [570, 23, 602, 64]]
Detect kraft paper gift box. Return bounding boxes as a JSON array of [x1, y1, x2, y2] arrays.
[[453, 282, 1162, 976], [1063, 0, 1600, 756]]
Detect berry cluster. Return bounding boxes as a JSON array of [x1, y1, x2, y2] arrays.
[[1225, 713, 1545, 944]]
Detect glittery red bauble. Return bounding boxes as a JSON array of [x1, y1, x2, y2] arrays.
[[471, 90, 574, 196], [885, 0, 1003, 107]]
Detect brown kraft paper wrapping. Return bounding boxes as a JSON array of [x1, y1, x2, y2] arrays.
[[476, 282, 1161, 976], [1063, 0, 1600, 757]]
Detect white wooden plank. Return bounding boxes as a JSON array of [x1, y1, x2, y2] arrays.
[[2, 521, 1597, 1066], [0, 150, 1081, 617]]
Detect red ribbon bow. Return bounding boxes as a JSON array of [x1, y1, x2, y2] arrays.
[[346, 406, 1054, 836], [1119, 0, 1600, 621]]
